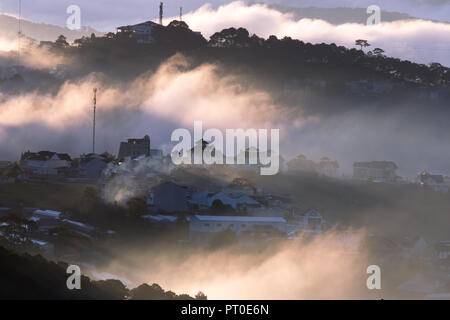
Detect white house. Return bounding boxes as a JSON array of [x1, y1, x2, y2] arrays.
[[317, 157, 339, 177], [189, 215, 287, 243], [287, 209, 325, 237], [78, 153, 109, 179], [20, 151, 71, 176], [353, 161, 398, 182]]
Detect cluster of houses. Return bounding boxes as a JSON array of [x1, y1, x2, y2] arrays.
[[140, 179, 326, 244], [1, 133, 449, 194], [16, 151, 111, 182], [0, 206, 115, 261], [283, 77, 448, 102], [1, 133, 449, 250], [351, 160, 450, 192]]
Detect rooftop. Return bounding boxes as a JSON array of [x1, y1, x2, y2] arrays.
[[192, 215, 286, 223]]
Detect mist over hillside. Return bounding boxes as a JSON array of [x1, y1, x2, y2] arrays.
[[0, 24, 449, 176], [258, 3, 433, 25], [0, 4, 450, 301], [0, 13, 102, 44]]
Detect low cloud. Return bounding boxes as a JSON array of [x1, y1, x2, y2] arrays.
[[97, 229, 371, 299], [0, 54, 307, 160], [178, 1, 450, 66]]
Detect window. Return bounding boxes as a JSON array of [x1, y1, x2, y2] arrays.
[[204, 223, 210, 227], [217, 223, 222, 227], [241, 224, 246, 228]]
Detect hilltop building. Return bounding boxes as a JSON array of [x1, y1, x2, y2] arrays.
[[117, 135, 150, 161], [116, 21, 163, 44]]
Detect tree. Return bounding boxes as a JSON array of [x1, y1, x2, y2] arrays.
[[210, 199, 234, 215], [126, 197, 147, 217], [209, 27, 252, 48], [79, 186, 100, 214], [55, 35, 69, 48], [195, 291, 208, 300], [100, 152, 116, 163], [4, 162, 22, 179], [0, 214, 37, 247], [372, 48, 385, 56], [355, 39, 370, 51]]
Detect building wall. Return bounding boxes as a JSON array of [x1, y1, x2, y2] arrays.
[[153, 182, 188, 213], [353, 167, 396, 180], [189, 217, 287, 243], [117, 137, 150, 160]]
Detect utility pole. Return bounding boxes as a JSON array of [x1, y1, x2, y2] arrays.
[[159, 2, 163, 25], [92, 88, 97, 154], [180, 7, 183, 21]]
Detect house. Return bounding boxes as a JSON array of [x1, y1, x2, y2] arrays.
[[434, 241, 450, 269], [150, 149, 163, 159], [316, 157, 339, 177], [20, 151, 71, 177], [30, 209, 62, 233], [207, 192, 262, 212], [142, 214, 178, 228], [117, 135, 150, 161], [224, 178, 258, 196], [0, 161, 12, 172], [353, 161, 398, 182], [116, 18, 204, 46], [189, 215, 287, 244], [78, 153, 109, 179], [287, 154, 316, 173], [416, 171, 449, 193], [116, 21, 163, 44], [151, 181, 189, 213], [286, 209, 325, 236], [189, 190, 262, 213]]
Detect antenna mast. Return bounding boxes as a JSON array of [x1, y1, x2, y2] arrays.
[[18, 0, 22, 63], [92, 88, 97, 154], [159, 2, 163, 25]]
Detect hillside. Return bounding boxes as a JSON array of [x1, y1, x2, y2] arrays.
[[0, 14, 102, 43], [0, 246, 204, 300], [264, 4, 450, 25]]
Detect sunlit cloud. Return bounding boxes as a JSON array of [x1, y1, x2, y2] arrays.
[[176, 1, 450, 66]]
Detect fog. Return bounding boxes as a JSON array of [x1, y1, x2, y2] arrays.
[[177, 2, 450, 67], [93, 229, 373, 299], [1, 50, 450, 176], [2, 0, 449, 30]]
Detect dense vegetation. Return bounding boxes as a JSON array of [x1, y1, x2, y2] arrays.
[[42, 23, 449, 90], [0, 246, 206, 300]]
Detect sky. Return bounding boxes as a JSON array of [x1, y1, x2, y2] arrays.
[[1, 0, 449, 31]]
